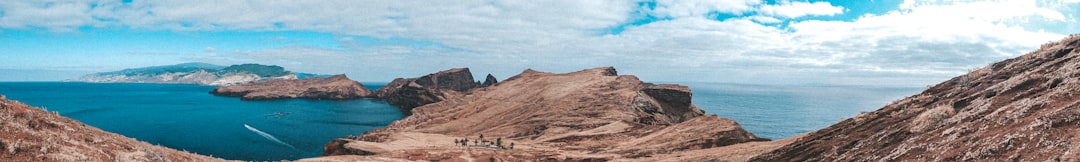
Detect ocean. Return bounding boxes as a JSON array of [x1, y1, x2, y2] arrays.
[[0, 82, 403, 161], [0, 82, 923, 160], [683, 83, 923, 139]]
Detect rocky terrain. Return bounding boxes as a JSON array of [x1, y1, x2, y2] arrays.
[[68, 62, 317, 86], [372, 68, 484, 111], [752, 35, 1080, 161], [317, 67, 768, 161], [0, 96, 224, 161], [210, 74, 373, 100]]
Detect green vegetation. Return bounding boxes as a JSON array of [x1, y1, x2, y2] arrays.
[[219, 64, 291, 77], [102, 62, 224, 76], [93, 62, 299, 78]]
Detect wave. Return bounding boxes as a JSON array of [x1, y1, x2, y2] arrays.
[[243, 124, 299, 151]]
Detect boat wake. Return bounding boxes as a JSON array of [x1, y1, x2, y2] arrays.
[[244, 124, 299, 151]]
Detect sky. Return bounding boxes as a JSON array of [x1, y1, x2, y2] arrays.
[[1, 0, 1079, 86]]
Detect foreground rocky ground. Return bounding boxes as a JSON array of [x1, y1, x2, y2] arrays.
[[0, 96, 223, 161]]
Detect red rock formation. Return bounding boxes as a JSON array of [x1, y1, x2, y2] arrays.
[[752, 35, 1080, 161], [0, 97, 222, 161], [372, 68, 480, 110], [319, 67, 764, 160], [210, 74, 373, 100]]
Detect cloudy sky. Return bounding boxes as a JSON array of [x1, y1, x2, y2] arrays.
[[1, 0, 1078, 86]]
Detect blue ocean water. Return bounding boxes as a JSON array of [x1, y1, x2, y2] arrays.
[[0, 82, 403, 161], [683, 83, 922, 139]]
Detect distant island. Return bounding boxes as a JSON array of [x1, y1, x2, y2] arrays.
[[66, 62, 324, 86]]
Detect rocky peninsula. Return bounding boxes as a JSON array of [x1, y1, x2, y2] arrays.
[[315, 67, 768, 161], [210, 74, 372, 100]]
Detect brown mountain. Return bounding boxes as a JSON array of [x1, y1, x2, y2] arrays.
[[752, 35, 1080, 161], [317, 67, 765, 161], [372, 68, 481, 111], [210, 74, 373, 100], [0, 96, 223, 161]]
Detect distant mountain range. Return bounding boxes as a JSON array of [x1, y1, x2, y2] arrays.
[[66, 62, 324, 86]]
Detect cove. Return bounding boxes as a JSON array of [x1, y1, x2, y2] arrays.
[[0, 82, 403, 161]]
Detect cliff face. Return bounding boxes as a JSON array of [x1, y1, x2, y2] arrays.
[[210, 74, 373, 100], [753, 35, 1080, 161], [372, 68, 481, 110], [0, 98, 222, 161], [320, 67, 764, 161]]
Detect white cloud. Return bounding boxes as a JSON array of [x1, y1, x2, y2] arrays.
[[759, 1, 845, 18], [650, 0, 763, 18], [747, 16, 783, 23]]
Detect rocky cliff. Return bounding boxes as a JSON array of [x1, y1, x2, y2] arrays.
[[752, 35, 1080, 161], [481, 73, 498, 86], [372, 68, 481, 111], [318, 67, 765, 161], [210, 74, 373, 100], [0, 97, 223, 161], [68, 62, 315, 86]]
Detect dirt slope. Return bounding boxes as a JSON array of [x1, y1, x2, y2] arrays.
[[753, 35, 1080, 161]]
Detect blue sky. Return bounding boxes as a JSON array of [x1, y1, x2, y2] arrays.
[[1, 0, 1079, 86]]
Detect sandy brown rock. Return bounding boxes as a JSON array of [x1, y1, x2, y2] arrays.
[[318, 67, 764, 161], [372, 68, 480, 110], [210, 74, 373, 100], [752, 35, 1080, 161], [0, 97, 224, 161]]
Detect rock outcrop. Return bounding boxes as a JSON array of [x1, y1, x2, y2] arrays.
[[372, 68, 480, 110], [210, 74, 373, 100], [0, 97, 223, 161], [318, 67, 764, 161], [752, 35, 1080, 161], [481, 73, 498, 86]]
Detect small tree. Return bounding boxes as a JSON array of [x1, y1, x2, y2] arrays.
[[496, 137, 503, 148], [510, 142, 514, 149], [479, 134, 485, 144], [463, 138, 469, 146]]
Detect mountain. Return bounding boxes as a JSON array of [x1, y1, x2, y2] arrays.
[[751, 35, 1080, 161], [0, 96, 223, 161], [315, 67, 766, 161], [67, 62, 322, 86]]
